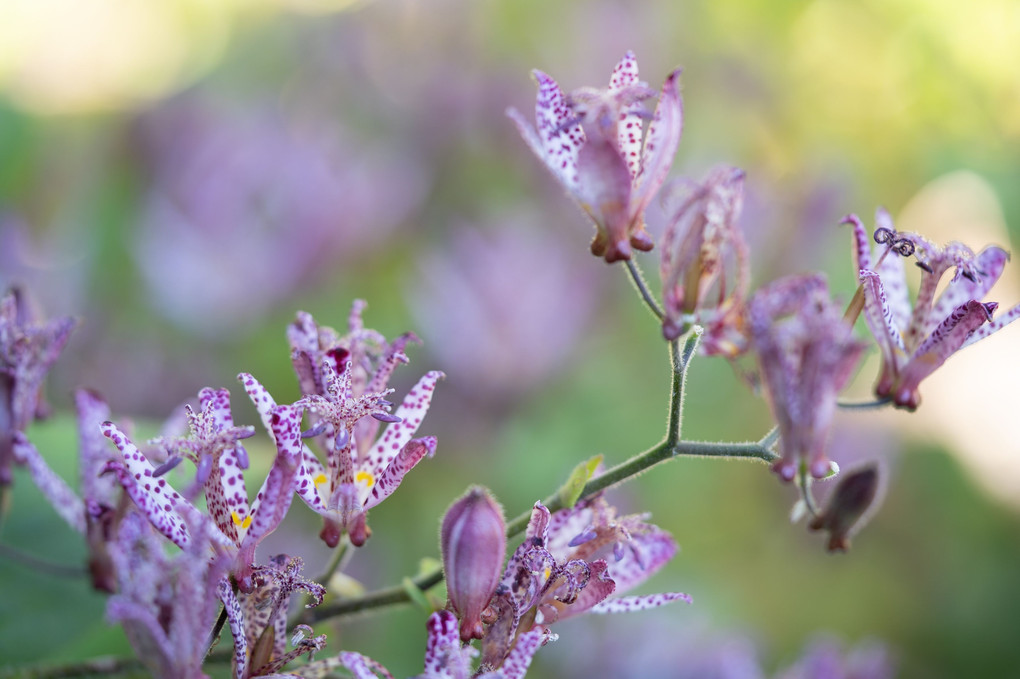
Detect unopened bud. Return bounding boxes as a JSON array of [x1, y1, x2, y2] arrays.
[[808, 465, 879, 552], [441, 486, 506, 642]]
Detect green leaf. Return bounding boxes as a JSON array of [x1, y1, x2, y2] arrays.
[[558, 455, 603, 509]]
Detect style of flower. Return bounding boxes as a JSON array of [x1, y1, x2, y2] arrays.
[[508, 51, 683, 263], [660, 165, 750, 353], [749, 275, 866, 482], [1, 287, 76, 485], [107, 506, 231, 679], [847, 209, 1020, 410], [245, 305, 443, 548], [102, 388, 304, 592], [480, 495, 689, 672]]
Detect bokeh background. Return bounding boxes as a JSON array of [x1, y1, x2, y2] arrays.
[[2, 0, 1020, 677]]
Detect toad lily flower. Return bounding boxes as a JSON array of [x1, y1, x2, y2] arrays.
[[481, 495, 688, 672], [1, 287, 76, 486], [102, 389, 304, 592], [660, 165, 750, 353], [749, 275, 866, 482], [508, 51, 683, 263], [249, 306, 443, 548], [847, 209, 1020, 409]]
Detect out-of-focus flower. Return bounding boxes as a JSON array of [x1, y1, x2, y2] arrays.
[[134, 98, 426, 335], [107, 507, 231, 679], [775, 636, 895, 679], [807, 465, 880, 553], [749, 275, 866, 481], [243, 305, 442, 548], [2, 287, 76, 485], [660, 166, 750, 353], [409, 220, 598, 404], [441, 486, 507, 642], [508, 51, 683, 263], [101, 391, 304, 592], [847, 209, 1020, 410], [481, 495, 688, 672]]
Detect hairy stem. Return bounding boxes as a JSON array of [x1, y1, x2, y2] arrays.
[[624, 258, 665, 320]]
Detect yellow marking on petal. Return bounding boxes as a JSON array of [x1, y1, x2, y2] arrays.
[[543, 566, 552, 580], [314, 473, 328, 486], [355, 470, 375, 487], [231, 511, 253, 530]]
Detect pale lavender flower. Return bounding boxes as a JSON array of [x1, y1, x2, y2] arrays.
[[775, 636, 895, 679], [242, 304, 442, 548], [749, 275, 866, 481], [107, 506, 231, 679], [101, 394, 304, 592], [409, 220, 598, 404], [847, 209, 1020, 410], [134, 98, 426, 336], [1, 287, 75, 485], [481, 494, 688, 672], [660, 166, 750, 353], [508, 51, 683, 263]]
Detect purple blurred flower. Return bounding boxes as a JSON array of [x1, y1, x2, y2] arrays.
[[242, 305, 442, 548], [409, 221, 598, 404], [133, 98, 427, 335], [776, 636, 895, 679], [847, 209, 1020, 410], [660, 166, 750, 353], [481, 494, 688, 671], [2, 287, 76, 486], [107, 507, 231, 679], [749, 275, 866, 482], [508, 51, 683, 263]]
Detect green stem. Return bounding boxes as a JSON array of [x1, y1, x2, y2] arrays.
[[798, 467, 821, 518], [624, 258, 665, 320], [315, 536, 350, 585], [837, 396, 893, 410]]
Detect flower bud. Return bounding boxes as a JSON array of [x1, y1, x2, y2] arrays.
[[441, 486, 506, 642], [808, 465, 879, 552]]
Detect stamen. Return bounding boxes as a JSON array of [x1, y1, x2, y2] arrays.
[[152, 456, 182, 477], [892, 238, 915, 257], [301, 421, 329, 439], [873, 227, 895, 244], [915, 261, 934, 274], [372, 412, 401, 424], [334, 426, 349, 450]]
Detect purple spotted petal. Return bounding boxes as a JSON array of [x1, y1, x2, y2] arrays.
[[609, 51, 644, 180], [421, 610, 473, 678], [101, 422, 192, 549], [930, 245, 1009, 322], [631, 68, 683, 217], [843, 214, 873, 273], [859, 270, 907, 367], [10, 433, 85, 533], [236, 404, 302, 592], [499, 625, 551, 679], [335, 652, 396, 679], [218, 579, 247, 679], [531, 70, 584, 190], [590, 591, 693, 613], [896, 300, 995, 407], [964, 301, 1020, 346], [603, 529, 677, 593], [364, 370, 443, 478], [364, 436, 437, 511]]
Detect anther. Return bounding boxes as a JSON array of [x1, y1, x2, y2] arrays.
[[152, 456, 182, 477]]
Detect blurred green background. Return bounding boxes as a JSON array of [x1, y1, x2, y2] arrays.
[[2, 0, 1019, 677]]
